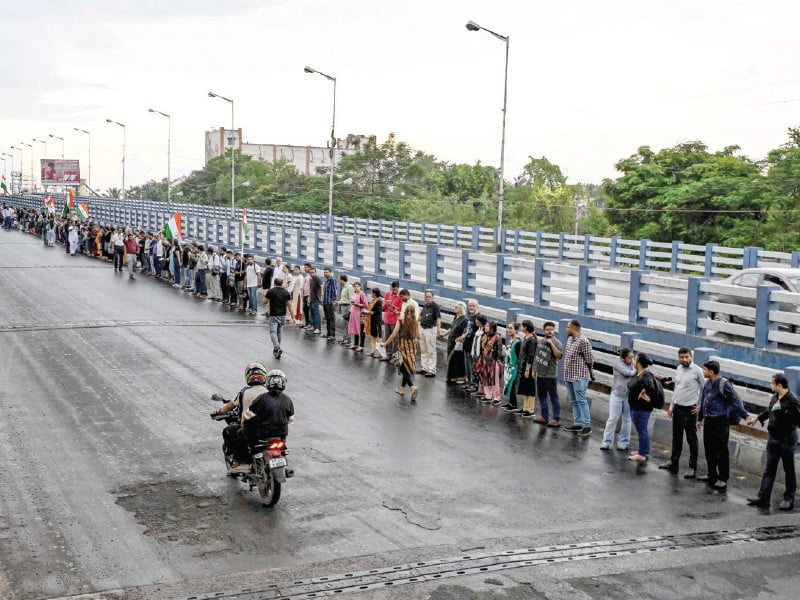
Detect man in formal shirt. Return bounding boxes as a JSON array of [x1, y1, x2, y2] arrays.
[[418, 291, 442, 377]]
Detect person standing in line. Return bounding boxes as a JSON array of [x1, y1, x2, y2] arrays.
[[302, 263, 313, 329], [364, 287, 383, 357], [563, 320, 594, 436], [263, 277, 294, 359], [112, 226, 125, 271], [514, 320, 538, 417], [336, 274, 354, 344], [261, 258, 274, 303], [348, 281, 369, 351], [381, 281, 403, 360], [501, 322, 521, 412], [658, 347, 705, 478], [244, 254, 262, 316], [322, 267, 340, 340], [68, 221, 79, 256], [626, 353, 660, 462], [479, 321, 504, 406], [171, 242, 183, 288], [747, 372, 800, 511], [124, 232, 139, 279], [271, 256, 283, 288], [445, 302, 468, 384], [194, 244, 209, 298], [418, 291, 442, 377], [533, 321, 563, 426], [458, 300, 482, 391], [383, 304, 421, 402], [697, 360, 750, 493], [308, 266, 323, 334], [207, 246, 222, 301], [600, 348, 635, 451], [219, 248, 230, 302], [291, 264, 304, 324]]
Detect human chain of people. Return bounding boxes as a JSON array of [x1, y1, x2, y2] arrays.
[[2, 200, 798, 513]]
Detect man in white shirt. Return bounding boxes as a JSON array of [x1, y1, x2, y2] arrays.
[[659, 347, 706, 478], [271, 256, 283, 288], [111, 227, 125, 272], [244, 255, 261, 316], [206, 246, 222, 301], [399, 288, 421, 321]]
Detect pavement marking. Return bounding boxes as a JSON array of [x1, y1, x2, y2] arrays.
[[169, 525, 800, 600], [0, 319, 265, 333]]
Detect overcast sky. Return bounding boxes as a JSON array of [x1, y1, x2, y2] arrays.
[[2, 0, 798, 193]]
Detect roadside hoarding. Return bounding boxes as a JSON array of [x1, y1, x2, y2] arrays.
[[40, 159, 81, 186]]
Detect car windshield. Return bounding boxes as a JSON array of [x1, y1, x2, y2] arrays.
[[787, 277, 800, 290]]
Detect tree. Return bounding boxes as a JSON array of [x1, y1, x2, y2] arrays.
[[126, 178, 168, 202], [105, 187, 121, 199]]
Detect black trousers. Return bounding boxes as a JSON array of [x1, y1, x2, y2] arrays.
[[703, 416, 730, 483], [223, 424, 250, 464], [323, 303, 336, 337], [671, 405, 699, 468], [113, 246, 124, 270], [303, 296, 310, 325], [758, 435, 798, 502], [220, 273, 229, 301]]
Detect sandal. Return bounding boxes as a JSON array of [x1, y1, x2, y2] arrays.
[[356, 347, 363, 352], [410, 387, 419, 401], [395, 388, 405, 395]]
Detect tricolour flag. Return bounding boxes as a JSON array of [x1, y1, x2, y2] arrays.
[[163, 211, 182, 241], [77, 202, 90, 221], [0, 175, 8, 195], [241, 208, 249, 237], [47, 195, 56, 214]]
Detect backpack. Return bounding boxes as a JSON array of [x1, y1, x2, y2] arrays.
[[647, 371, 665, 410], [719, 377, 741, 426]]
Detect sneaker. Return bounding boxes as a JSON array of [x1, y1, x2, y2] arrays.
[[534, 417, 548, 425], [312, 329, 321, 334], [747, 497, 770, 508], [564, 425, 582, 433], [712, 481, 727, 492], [275, 349, 283, 359], [578, 427, 592, 437], [513, 408, 525, 414], [628, 454, 648, 462], [599, 443, 610, 450], [547, 419, 561, 428], [683, 469, 697, 479], [501, 404, 517, 412], [616, 445, 629, 451], [522, 411, 534, 418]]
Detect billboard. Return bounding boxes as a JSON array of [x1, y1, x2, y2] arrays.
[[40, 159, 81, 186]]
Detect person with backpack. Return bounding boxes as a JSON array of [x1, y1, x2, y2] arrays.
[[627, 353, 664, 462], [697, 360, 750, 492]]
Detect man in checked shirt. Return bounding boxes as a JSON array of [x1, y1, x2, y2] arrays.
[[563, 320, 594, 436]]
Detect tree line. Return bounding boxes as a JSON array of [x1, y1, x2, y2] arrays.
[[119, 127, 800, 251]]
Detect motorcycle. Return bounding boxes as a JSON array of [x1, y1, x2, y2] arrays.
[[210, 393, 293, 507]]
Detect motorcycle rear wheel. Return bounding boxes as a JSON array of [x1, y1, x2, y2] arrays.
[[257, 473, 281, 507]]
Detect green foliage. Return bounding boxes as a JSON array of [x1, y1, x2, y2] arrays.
[[126, 178, 168, 202]]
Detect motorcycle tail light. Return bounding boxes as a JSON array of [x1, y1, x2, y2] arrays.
[[267, 439, 285, 456]]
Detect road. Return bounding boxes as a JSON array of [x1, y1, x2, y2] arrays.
[[0, 231, 798, 600]]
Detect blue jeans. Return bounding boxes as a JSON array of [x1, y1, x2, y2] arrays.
[[269, 315, 285, 350], [184, 268, 193, 288], [536, 377, 561, 420], [566, 379, 590, 427], [630, 410, 651, 456], [247, 286, 258, 311], [602, 392, 631, 447], [310, 302, 321, 329]]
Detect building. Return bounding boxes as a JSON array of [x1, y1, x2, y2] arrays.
[[204, 128, 374, 176]]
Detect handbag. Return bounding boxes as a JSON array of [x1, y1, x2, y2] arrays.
[[389, 350, 404, 367], [454, 341, 463, 352]]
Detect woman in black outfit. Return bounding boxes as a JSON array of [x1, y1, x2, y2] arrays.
[[515, 320, 538, 417], [446, 302, 468, 383]]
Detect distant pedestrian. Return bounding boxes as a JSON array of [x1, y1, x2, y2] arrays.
[[445, 302, 468, 384], [336, 275, 354, 343], [501, 322, 521, 412], [348, 281, 368, 351], [243, 254, 261, 315], [322, 267, 339, 339], [124, 233, 139, 279], [658, 347, 705, 478], [697, 360, 750, 492], [747, 372, 800, 511], [563, 320, 593, 436], [264, 277, 293, 359], [479, 321, 504, 406], [600, 348, 635, 451], [381, 281, 402, 359], [308, 267, 323, 333], [112, 227, 125, 270], [291, 265, 304, 323], [364, 288, 383, 357]]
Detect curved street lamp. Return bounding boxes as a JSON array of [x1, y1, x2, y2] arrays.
[[466, 19, 509, 252], [106, 119, 126, 199], [304, 65, 337, 233], [49, 134, 65, 159], [148, 108, 172, 207], [73, 128, 91, 192]]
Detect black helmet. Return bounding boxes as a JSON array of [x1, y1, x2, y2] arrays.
[[266, 369, 287, 392]]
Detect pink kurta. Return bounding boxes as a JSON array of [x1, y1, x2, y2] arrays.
[[348, 291, 368, 334]]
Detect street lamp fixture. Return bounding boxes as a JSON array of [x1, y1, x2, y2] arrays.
[[106, 118, 126, 200], [20, 142, 33, 193], [466, 19, 510, 252], [73, 128, 91, 191], [2, 152, 13, 191], [304, 65, 337, 232], [208, 91, 236, 221], [48, 134, 65, 159], [148, 107, 172, 208]]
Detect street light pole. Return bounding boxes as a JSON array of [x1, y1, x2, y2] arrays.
[[304, 65, 337, 233], [10, 147, 22, 193], [466, 20, 509, 252], [106, 119, 126, 199], [148, 108, 172, 208], [1, 153, 13, 192], [49, 134, 65, 159], [32, 138, 47, 192], [73, 128, 91, 192], [208, 92, 236, 220], [20, 142, 33, 193]]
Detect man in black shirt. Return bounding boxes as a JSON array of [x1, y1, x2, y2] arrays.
[[265, 278, 293, 358], [260, 258, 274, 315], [419, 291, 442, 377], [747, 373, 800, 511]]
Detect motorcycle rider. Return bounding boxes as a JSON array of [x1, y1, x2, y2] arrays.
[[215, 362, 269, 472], [232, 369, 295, 473]]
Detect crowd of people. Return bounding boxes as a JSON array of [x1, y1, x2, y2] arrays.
[[3, 201, 799, 511]]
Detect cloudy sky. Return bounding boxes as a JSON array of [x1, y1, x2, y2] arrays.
[[2, 0, 798, 193]]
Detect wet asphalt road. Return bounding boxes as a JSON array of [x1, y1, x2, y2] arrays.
[[0, 231, 798, 600]]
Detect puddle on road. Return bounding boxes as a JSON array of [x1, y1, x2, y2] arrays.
[[115, 481, 233, 546]]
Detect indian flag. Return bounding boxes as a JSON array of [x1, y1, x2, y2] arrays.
[[163, 211, 182, 241], [241, 208, 249, 237], [77, 202, 90, 221], [47, 195, 56, 213], [1, 175, 8, 195], [62, 190, 74, 216]]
